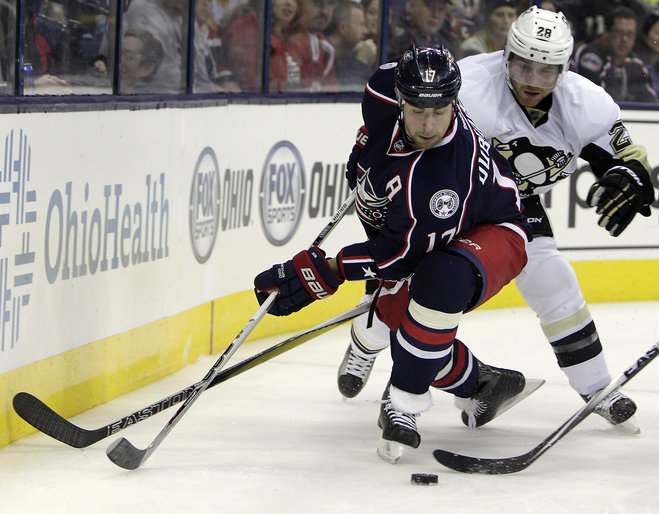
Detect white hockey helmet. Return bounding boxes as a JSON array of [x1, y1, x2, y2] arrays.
[[504, 6, 574, 87]]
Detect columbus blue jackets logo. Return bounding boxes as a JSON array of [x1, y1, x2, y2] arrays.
[[356, 166, 389, 228], [429, 189, 459, 218]]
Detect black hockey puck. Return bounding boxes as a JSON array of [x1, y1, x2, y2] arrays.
[[410, 473, 438, 485]]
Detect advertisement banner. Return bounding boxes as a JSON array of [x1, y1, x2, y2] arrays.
[[0, 104, 657, 374]]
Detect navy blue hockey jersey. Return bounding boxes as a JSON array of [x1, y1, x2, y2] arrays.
[[337, 62, 532, 282]]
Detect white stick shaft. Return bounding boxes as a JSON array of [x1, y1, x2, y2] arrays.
[[107, 191, 356, 469]]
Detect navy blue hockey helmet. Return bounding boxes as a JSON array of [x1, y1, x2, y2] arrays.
[[394, 46, 461, 109]]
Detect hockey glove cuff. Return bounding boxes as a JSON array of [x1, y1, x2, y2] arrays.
[[586, 166, 654, 237], [336, 243, 380, 281], [254, 246, 344, 316]]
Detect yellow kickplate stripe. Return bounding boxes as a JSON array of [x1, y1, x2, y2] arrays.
[[481, 259, 659, 309], [570, 259, 658, 302], [1, 305, 211, 448]]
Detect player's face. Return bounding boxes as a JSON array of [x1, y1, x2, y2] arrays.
[[401, 101, 454, 149], [510, 78, 554, 107], [508, 55, 560, 107]]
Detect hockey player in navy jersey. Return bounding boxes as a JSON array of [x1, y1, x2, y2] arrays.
[[254, 46, 534, 462], [337, 6, 656, 430]]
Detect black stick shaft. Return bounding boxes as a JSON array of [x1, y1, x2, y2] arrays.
[[433, 341, 659, 474]]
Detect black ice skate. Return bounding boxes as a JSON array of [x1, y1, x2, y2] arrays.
[[377, 384, 420, 464], [581, 389, 639, 432], [337, 329, 382, 398], [455, 362, 529, 428]]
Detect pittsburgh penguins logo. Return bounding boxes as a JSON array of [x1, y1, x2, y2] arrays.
[[493, 136, 573, 195]]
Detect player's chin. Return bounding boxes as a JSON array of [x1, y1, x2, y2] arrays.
[[414, 136, 440, 149], [517, 89, 545, 106]]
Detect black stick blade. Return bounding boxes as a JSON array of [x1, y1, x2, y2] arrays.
[[433, 449, 534, 474], [13, 392, 100, 448], [106, 438, 148, 470]]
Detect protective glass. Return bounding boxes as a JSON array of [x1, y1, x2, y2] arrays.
[[508, 55, 561, 89]]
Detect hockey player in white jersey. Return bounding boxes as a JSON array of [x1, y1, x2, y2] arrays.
[[338, 6, 656, 428]]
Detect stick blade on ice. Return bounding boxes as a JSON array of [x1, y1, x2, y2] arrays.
[[106, 438, 149, 470], [432, 449, 535, 474], [434, 343, 659, 475], [13, 392, 98, 448]]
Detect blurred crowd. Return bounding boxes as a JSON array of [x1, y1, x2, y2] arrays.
[[3, 0, 659, 102]]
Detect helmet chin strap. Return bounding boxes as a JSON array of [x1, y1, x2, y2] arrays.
[[401, 122, 417, 148], [395, 93, 414, 147]]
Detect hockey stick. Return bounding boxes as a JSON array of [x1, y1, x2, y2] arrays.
[[13, 301, 368, 449], [433, 341, 659, 474], [106, 192, 356, 469]]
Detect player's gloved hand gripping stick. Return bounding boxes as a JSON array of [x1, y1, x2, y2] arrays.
[[105, 191, 356, 470], [253, 245, 344, 316]]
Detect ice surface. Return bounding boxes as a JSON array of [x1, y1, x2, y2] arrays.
[[2, 302, 658, 514]]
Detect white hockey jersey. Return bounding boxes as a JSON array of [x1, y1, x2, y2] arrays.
[[457, 51, 642, 197]]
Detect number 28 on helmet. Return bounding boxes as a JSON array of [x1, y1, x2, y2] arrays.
[[505, 6, 574, 89]]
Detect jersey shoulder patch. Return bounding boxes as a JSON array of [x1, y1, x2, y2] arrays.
[[579, 51, 603, 73]]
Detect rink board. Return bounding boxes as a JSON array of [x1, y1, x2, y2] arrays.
[[1, 103, 657, 448]]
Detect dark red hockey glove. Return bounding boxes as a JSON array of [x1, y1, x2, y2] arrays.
[[586, 166, 653, 237], [254, 246, 344, 316]]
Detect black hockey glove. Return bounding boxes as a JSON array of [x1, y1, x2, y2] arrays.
[[346, 125, 368, 190], [586, 166, 654, 237], [254, 246, 344, 316]]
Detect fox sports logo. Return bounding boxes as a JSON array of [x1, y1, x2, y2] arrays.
[[189, 147, 221, 263], [259, 141, 306, 245]]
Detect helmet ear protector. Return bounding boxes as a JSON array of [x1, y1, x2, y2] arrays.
[[394, 45, 462, 109], [504, 6, 574, 88]]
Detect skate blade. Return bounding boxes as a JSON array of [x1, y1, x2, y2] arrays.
[[377, 438, 405, 464], [496, 378, 545, 418], [454, 378, 546, 428]]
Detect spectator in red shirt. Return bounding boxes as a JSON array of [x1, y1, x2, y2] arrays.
[[288, 0, 338, 91], [223, 0, 305, 92]]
